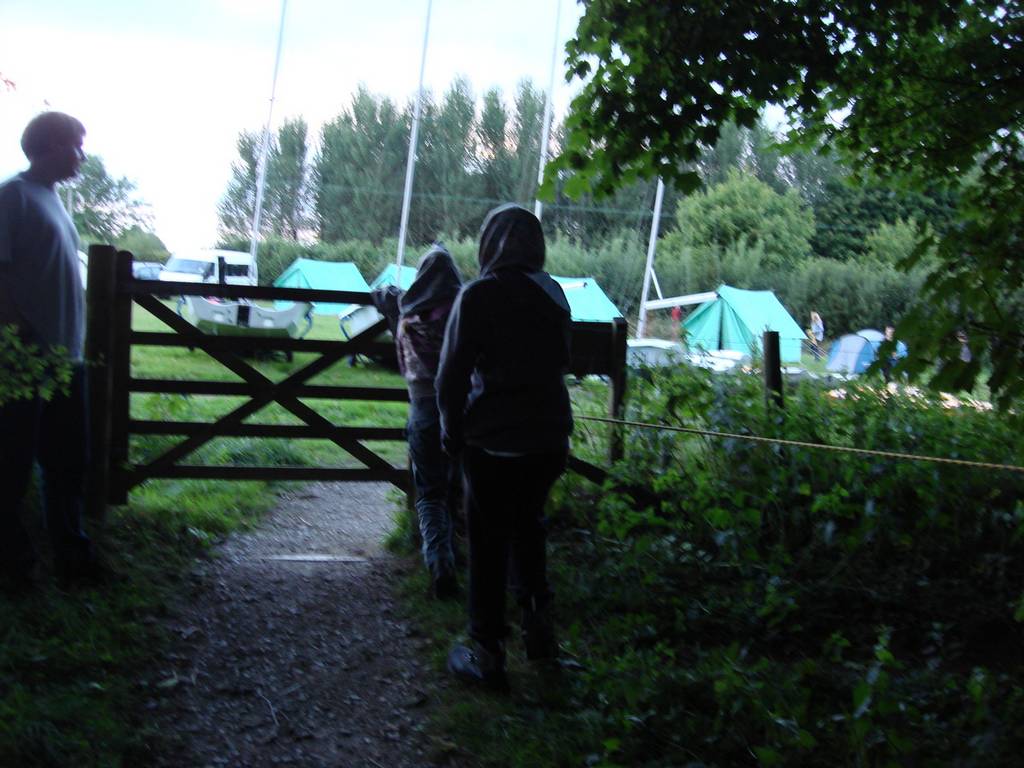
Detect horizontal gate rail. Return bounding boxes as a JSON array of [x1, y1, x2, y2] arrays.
[[131, 420, 405, 441], [130, 330, 396, 356], [127, 466, 409, 485], [127, 279, 373, 305], [130, 378, 409, 401]]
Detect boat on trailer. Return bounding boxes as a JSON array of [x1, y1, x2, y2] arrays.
[[179, 296, 313, 339]]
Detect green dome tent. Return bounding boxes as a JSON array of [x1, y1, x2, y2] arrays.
[[273, 258, 371, 315], [370, 263, 417, 291], [683, 284, 805, 363], [551, 276, 623, 323]]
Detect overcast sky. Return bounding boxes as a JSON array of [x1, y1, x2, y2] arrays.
[[0, 0, 584, 253]]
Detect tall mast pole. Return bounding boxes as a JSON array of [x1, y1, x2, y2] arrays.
[[533, 0, 561, 220], [249, 0, 289, 284], [396, 0, 434, 269], [636, 178, 665, 338]]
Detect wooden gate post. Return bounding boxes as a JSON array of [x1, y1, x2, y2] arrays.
[[608, 317, 628, 463], [107, 251, 135, 504], [84, 244, 118, 520], [763, 330, 784, 409]]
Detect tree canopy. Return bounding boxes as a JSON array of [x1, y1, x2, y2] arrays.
[[550, 0, 1024, 404], [670, 169, 814, 272], [115, 225, 170, 263], [218, 117, 313, 242], [62, 155, 150, 242]]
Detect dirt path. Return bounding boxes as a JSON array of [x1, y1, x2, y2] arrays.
[[146, 482, 454, 767]]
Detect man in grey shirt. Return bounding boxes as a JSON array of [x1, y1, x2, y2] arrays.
[[0, 111, 98, 590]]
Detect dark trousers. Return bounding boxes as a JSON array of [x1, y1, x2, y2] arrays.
[[407, 396, 455, 573], [0, 364, 92, 576], [462, 446, 567, 648]]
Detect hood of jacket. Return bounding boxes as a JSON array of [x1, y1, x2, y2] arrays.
[[478, 204, 546, 276], [398, 243, 462, 318], [478, 204, 569, 317]]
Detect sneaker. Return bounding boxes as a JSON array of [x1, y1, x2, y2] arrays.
[[447, 640, 508, 692]]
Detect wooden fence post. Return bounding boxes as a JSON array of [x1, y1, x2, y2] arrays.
[[84, 244, 118, 520], [608, 317, 628, 463], [107, 251, 134, 504], [763, 330, 784, 409]]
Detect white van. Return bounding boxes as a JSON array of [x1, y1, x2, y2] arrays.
[[159, 249, 256, 287]]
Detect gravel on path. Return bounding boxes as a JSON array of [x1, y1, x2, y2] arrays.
[[146, 482, 459, 768]]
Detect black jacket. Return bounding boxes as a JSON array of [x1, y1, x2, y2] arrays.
[[436, 205, 572, 454]]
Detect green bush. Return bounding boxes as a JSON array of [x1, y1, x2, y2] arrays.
[[663, 170, 815, 273], [0, 325, 73, 406], [780, 257, 930, 335], [546, 367, 1024, 766], [439, 367, 1024, 767]]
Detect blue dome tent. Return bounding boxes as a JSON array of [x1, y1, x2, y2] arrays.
[[827, 329, 907, 374]]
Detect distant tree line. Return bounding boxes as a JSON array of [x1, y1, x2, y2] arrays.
[[218, 78, 676, 250], [217, 77, 957, 338]]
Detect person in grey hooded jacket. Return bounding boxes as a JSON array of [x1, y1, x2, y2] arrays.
[[372, 245, 462, 598], [437, 204, 572, 689]]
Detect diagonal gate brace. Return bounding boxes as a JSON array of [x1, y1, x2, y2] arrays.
[[128, 296, 398, 488]]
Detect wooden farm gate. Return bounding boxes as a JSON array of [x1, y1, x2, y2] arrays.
[[83, 246, 627, 518]]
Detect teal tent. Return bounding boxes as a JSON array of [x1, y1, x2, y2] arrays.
[[551, 276, 623, 323], [683, 284, 805, 362], [370, 263, 417, 291], [273, 258, 370, 315]]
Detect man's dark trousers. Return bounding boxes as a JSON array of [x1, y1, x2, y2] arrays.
[[0, 363, 92, 577]]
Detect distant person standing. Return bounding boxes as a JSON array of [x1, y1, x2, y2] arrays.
[[0, 112, 100, 590], [670, 304, 683, 341], [437, 204, 573, 690], [881, 325, 908, 381], [372, 245, 462, 599], [809, 310, 825, 359], [956, 330, 972, 363]]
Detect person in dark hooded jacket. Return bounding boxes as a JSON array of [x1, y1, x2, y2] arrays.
[[437, 204, 573, 689], [372, 244, 462, 598]]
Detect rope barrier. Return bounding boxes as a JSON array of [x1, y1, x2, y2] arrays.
[[574, 414, 1024, 474]]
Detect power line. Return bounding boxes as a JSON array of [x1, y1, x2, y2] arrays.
[[317, 183, 674, 220], [316, 182, 947, 233], [575, 414, 1024, 474]]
